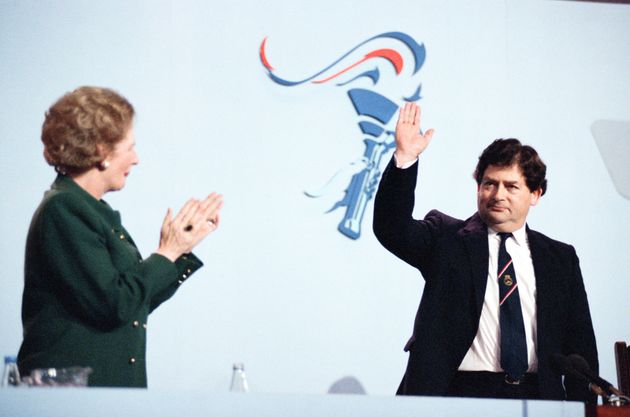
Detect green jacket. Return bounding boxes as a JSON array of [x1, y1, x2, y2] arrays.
[[18, 175, 203, 387]]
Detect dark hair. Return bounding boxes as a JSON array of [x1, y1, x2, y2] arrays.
[[42, 86, 135, 175], [473, 138, 547, 196]]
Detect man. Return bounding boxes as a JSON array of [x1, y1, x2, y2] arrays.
[[373, 103, 597, 401]]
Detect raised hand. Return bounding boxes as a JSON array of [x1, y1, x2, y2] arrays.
[[394, 102, 435, 166], [156, 193, 224, 262]]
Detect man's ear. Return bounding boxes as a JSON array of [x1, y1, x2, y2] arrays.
[[530, 188, 543, 207]]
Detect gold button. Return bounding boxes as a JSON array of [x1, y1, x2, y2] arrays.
[[182, 274, 188, 279], [132, 320, 139, 328], [119, 234, 125, 240], [186, 268, 192, 274], [129, 358, 136, 364], [177, 279, 184, 285], [142, 323, 147, 330]]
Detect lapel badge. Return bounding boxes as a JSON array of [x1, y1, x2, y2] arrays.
[[503, 275, 513, 286]]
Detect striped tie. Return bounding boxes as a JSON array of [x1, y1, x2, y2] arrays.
[[497, 232, 528, 381]]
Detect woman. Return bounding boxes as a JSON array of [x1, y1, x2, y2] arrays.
[[17, 86, 223, 387]]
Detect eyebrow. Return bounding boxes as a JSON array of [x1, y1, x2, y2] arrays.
[[482, 178, 520, 185]]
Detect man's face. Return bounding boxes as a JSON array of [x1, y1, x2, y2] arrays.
[[477, 163, 542, 232]]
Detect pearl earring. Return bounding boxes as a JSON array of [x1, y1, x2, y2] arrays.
[[101, 161, 110, 169]]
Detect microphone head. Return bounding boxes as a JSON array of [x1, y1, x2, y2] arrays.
[[567, 354, 595, 378], [568, 353, 616, 394], [550, 353, 591, 383], [550, 353, 573, 375]]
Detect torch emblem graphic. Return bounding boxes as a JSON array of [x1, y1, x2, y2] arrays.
[[260, 32, 426, 239]]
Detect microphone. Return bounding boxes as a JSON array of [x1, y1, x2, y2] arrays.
[[550, 353, 578, 377], [550, 353, 608, 398], [567, 354, 627, 399]]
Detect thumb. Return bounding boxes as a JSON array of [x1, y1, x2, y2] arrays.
[[161, 208, 173, 230], [423, 128, 435, 142]]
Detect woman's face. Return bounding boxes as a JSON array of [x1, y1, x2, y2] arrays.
[[102, 127, 139, 193]]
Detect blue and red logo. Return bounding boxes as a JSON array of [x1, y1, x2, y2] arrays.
[[261, 32, 427, 239]]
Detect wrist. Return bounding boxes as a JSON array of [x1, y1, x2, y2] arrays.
[[394, 150, 419, 168], [155, 248, 179, 263]]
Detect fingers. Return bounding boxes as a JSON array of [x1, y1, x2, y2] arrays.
[[179, 193, 224, 234], [156, 195, 222, 260], [199, 193, 224, 223], [212, 213, 221, 228], [401, 102, 433, 137], [202, 215, 219, 235], [397, 102, 410, 126], [410, 103, 419, 125], [200, 193, 222, 212], [163, 194, 223, 245], [173, 199, 200, 231], [397, 102, 420, 126], [414, 103, 420, 126]]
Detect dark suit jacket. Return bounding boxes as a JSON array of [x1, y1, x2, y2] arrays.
[[18, 174, 203, 387], [373, 159, 598, 401]]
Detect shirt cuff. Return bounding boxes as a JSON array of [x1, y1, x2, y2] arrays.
[[393, 153, 419, 169]]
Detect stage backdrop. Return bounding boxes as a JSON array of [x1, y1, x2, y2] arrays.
[[1, 0, 628, 395]]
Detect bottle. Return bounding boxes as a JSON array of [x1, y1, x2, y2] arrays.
[[1, 356, 21, 387], [229, 362, 249, 393]]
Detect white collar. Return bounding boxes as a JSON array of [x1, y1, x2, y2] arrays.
[[487, 224, 528, 247]]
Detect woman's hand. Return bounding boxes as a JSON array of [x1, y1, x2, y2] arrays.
[[156, 193, 224, 262]]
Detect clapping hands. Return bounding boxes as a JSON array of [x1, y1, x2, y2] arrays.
[[156, 193, 224, 262]]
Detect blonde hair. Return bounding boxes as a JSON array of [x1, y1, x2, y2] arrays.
[[42, 86, 135, 174]]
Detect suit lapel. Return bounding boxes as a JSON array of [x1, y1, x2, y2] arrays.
[[527, 227, 554, 350], [459, 213, 490, 315]]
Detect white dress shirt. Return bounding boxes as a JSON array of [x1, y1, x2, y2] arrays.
[[458, 225, 539, 373]]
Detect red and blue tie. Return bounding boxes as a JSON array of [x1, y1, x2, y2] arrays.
[[497, 232, 528, 381]]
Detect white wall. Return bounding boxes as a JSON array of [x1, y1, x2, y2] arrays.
[[1, 0, 628, 395]]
